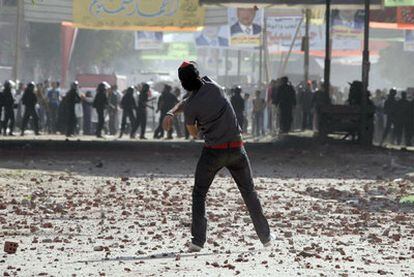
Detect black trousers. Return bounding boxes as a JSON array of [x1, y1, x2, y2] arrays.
[[381, 117, 396, 144], [66, 110, 77, 136], [395, 120, 412, 146], [302, 111, 312, 130], [279, 107, 293, 133], [191, 147, 270, 247], [96, 108, 105, 136], [3, 107, 15, 134], [235, 113, 244, 131], [21, 107, 39, 134], [134, 109, 147, 138], [120, 109, 136, 137], [154, 113, 172, 139]]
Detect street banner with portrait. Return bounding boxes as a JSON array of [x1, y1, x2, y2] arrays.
[[134, 31, 164, 50], [266, 16, 324, 53], [404, 30, 414, 51], [194, 26, 230, 48], [385, 0, 414, 6], [228, 7, 264, 48], [73, 0, 205, 31], [331, 10, 364, 51]]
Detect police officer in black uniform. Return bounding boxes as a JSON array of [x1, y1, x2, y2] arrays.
[[274, 77, 296, 133], [119, 86, 136, 138], [21, 82, 40, 136], [93, 82, 109, 138], [154, 85, 178, 139], [395, 91, 412, 146], [1, 80, 16, 135], [230, 86, 245, 130], [380, 88, 398, 145], [135, 83, 150, 139], [65, 81, 81, 137]]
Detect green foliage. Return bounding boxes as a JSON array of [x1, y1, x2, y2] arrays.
[[72, 30, 134, 68]]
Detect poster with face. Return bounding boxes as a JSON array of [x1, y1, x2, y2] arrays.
[[194, 26, 229, 48], [228, 7, 264, 48], [134, 31, 164, 50]]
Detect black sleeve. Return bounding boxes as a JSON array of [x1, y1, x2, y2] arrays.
[[291, 87, 297, 106], [184, 99, 195, 125], [32, 93, 37, 105], [75, 92, 81, 103]]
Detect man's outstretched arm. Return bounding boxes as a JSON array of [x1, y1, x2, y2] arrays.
[[162, 101, 185, 131]]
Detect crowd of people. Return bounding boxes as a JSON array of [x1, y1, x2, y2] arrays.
[[373, 88, 414, 147], [0, 77, 413, 147], [0, 80, 187, 139], [227, 77, 413, 147]]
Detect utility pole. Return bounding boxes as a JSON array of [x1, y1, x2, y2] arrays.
[[237, 49, 241, 81], [225, 49, 229, 87], [13, 0, 23, 81], [304, 9, 311, 83], [360, 0, 372, 145], [259, 39, 263, 87], [324, 0, 331, 94]]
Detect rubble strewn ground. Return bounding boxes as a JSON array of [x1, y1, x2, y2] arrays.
[[1, 137, 413, 276]]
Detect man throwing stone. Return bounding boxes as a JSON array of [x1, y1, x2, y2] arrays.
[[163, 61, 274, 252]]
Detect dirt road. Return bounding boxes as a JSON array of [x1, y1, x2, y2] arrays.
[[1, 138, 413, 276]]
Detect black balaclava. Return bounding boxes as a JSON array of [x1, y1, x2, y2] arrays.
[[178, 61, 202, 92], [141, 83, 150, 93]]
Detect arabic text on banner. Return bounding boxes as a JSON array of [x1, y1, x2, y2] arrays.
[[385, 0, 414, 7], [266, 16, 324, 53], [73, 0, 205, 30]]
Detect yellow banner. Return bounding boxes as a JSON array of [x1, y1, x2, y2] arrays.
[[385, 0, 414, 6], [73, 0, 205, 31]]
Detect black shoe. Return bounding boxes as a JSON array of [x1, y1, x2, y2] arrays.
[[188, 242, 203, 253]]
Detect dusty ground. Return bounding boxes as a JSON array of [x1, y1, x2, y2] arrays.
[[0, 138, 414, 277]]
